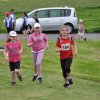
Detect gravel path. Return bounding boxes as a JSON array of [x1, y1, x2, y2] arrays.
[[0, 33, 100, 41]]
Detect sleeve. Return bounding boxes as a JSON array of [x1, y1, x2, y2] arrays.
[[44, 34, 48, 48]]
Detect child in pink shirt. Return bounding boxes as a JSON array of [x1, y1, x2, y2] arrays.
[[4, 31, 23, 86], [28, 23, 48, 83]]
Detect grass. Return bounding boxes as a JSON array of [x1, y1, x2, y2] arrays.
[[0, 0, 100, 33], [0, 39, 100, 100]]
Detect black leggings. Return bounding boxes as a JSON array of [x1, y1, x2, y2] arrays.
[[60, 58, 72, 78]]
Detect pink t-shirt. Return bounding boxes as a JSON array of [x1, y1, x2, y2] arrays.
[[6, 41, 21, 62], [28, 33, 48, 52]]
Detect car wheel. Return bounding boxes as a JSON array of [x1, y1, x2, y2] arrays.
[[65, 24, 74, 34]]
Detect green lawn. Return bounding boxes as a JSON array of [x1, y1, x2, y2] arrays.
[[0, 0, 100, 33], [0, 39, 100, 100]]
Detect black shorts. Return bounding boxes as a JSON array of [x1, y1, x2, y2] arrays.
[[9, 61, 20, 71]]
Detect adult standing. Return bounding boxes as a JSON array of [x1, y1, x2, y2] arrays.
[[27, 23, 48, 83], [21, 12, 28, 37], [3, 12, 13, 34], [10, 9, 16, 30]]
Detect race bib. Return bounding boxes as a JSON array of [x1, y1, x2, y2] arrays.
[[61, 43, 70, 50]]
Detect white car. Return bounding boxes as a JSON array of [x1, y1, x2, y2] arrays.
[[15, 6, 78, 33]]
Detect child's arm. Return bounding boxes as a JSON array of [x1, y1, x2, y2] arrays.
[[27, 35, 33, 47], [18, 45, 23, 54], [44, 34, 49, 49], [55, 39, 62, 52], [4, 47, 9, 61], [72, 42, 78, 57]]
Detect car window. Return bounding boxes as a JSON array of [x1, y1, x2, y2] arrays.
[[49, 9, 71, 17], [60, 9, 65, 17], [65, 9, 71, 16], [49, 9, 61, 17], [36, 10, 49, 18]]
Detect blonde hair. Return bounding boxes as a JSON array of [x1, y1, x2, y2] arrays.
[[79, 19, 83, 23], [59, 25, 69, 32]]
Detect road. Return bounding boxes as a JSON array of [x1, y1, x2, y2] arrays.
[[46, 33, 100, 41], [0, 33, 100, 41]]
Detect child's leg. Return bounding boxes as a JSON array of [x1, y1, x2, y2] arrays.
[[9, 62, 16, 85], [22, 30, 27, 37], [32, 53, 38, 81], [81, 33, 86, 41], [22, 30, 25, 36], [15, 69, 23, 81], [60, 59, 67, 80], [32, 53, 38, 75], [24, 30, 27, 37], [77, 34, 81, 42], [82, 36, 86, 41], [34, 51, 44, 83], [11, 71, 16, 82], [65, 58, 73, 85], [14, 61, 23, 81], [22, 27, 28, 37], [36, 51, 44, 77], [65, 58, 72, 78]]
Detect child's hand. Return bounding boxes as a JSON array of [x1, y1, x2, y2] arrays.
[[18, 49, 23, 54], [5, 56, 9, 61], [27, 42, 33, 47], [18, 51, 22, 54], [45, 46, 49, 50], [55, 48, 62, 52], [74, 51, 78, 57]]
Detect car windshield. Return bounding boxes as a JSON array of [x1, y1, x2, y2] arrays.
[[28, 11, 36, 18]]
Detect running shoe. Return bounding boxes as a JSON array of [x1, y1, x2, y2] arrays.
[[38, 77, 42, 83], [18, 75, 23, 81], [32, 75, 38, 81]]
